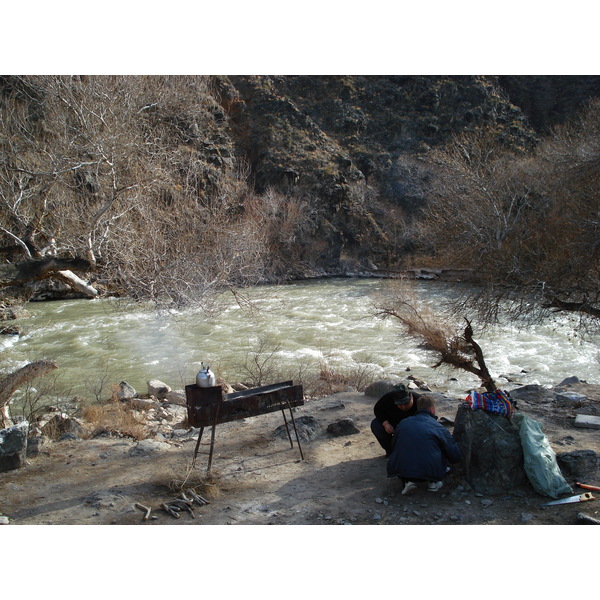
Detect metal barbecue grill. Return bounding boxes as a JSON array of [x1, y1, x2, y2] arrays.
[[185, 381, 305, 472]]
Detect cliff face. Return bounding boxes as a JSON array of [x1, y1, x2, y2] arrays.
[[499, 75, 600, 133], [215, 75, 598, 274], [2, 75, 599, 285]]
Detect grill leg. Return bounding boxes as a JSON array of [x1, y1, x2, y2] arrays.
[[285, 400, 304, 461], [206, 403, 220, 473], [192, 427, 205, 467], [207, 425, 217, 472], [280, 406, 295, 449]]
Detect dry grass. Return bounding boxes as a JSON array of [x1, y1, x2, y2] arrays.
[[163, 460, 224, 499], [81, 400, 150, 440]]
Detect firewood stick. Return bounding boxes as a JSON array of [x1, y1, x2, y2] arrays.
[[161, 503, 180, 518], [186, 488, 208, 505], [135, 503, 151, 521], [174, 497, 194, 507]]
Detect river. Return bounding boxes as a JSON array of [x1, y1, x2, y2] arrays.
[[1, 278, 598, 401]]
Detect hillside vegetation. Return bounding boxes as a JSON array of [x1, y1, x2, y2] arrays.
[[0, 75, 598, 320]]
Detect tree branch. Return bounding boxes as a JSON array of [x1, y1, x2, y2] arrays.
[[0, 360, 58, 428]]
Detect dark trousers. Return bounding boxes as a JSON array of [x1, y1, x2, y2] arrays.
[[370, 418, 393, 456]]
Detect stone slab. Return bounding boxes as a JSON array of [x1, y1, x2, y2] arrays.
[[574, 414, 600, 430]]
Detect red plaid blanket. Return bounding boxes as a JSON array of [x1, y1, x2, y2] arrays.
[[465, 389, 515, 418]]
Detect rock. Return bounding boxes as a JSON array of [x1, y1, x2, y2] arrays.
[[0, 324, 21, 335], [557, 376, 581, 386], [574, 415, 600, 430], [26, 435, 46, 456], [162, 404, 187, 422], [115, 381, 137, 400], [555, 391, 587, 408], [165, 390, 186, 406], [453, 404, 529, 495], [319, 400, 346, 410], [39, 413, 84, 440], [274, 415, 319, 442], [326, 417, 360, 437], [129, 397, 161, 410], [0, 421, 29, 472], [147, 379, 171, 399], [364, 378, 403, 398], [129, 439, 171, 456], [556, 449, 599, 479], [508, 384, 556, 404], [520, 512, 535, 523]]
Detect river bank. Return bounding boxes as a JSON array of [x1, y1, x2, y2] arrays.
[[2, 378, 599, 526]]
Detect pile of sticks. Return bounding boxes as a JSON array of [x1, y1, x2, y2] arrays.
[[134, 489, 210, 521], [160, 489, 211, 520]]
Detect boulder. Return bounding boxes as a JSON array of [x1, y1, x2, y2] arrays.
[[555, 391, 587, 408], [39, 413, 84, 440], [453, 404, 529, 495], [115, 381, 137, 400], [557, 376, 582, 386], [165, 390, 186, 406], [147, 379, 171, 399], [556, 449, 599, 479], [274, 415, 319, 442], [26, 436, 46, 456], [364, 378, 403, 398], [326, 417, 360, 436], [508, 384, 556, 405], [0, 421, 29, 472]]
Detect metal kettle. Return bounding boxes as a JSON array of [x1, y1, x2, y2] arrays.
[[196, 362, 216, 388]]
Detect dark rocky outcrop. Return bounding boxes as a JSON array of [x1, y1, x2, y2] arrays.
[[0, 421, 29, 472], [453, 404, 530, 495], [556, 449, 599, 480], [326, 417, 360, 437]]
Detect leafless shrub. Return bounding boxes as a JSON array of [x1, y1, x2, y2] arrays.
[[415, 113, 600, 333], [373, 279, 497, 390], [9, 370, 72, 424], [0, 76, 317, 309]]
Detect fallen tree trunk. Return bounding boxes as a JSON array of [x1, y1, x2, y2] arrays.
[[0, 360, 59, 428], [54, 269, 99, 297], [0, 256, 98, 299], [0, 257, 92, 288]]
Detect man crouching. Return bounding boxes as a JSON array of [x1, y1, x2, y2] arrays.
[[387, 395, 462, 495]]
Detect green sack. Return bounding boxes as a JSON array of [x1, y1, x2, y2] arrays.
[[514, 413, 573, 499]]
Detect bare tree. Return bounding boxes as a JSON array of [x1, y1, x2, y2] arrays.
[[373, 280, 497, 391], [415, 116, 600, 332], [1, 76, 319, 310]]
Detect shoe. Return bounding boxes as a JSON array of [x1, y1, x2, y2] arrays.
[[427, 481, 443, 493], [401, 481, 418, 496]]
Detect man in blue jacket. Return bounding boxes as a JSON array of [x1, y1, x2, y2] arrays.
[[387, 395, 462, 495]]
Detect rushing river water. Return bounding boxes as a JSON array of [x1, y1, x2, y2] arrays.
[[1, 278, 598, 401]]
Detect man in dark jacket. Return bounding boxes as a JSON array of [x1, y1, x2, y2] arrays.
[[370, 383, 419, 457], [387, 395, 462, 495]]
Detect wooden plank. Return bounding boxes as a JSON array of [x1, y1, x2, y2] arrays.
[[574, 414, 600, 430]]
